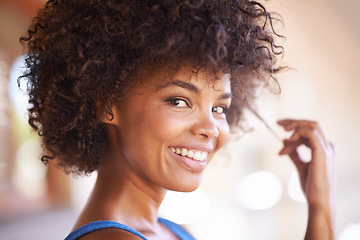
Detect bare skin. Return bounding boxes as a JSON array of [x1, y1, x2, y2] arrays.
[[73, 66, 231, 239], [278, 120, 336, 240]]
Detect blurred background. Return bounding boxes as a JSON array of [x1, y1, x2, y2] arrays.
[[0, 0, 359, 239]]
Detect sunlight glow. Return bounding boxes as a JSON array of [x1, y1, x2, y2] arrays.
[[236, 171, 282, 210], [8, 55, 29, 121], [13, 140, 46, 198], [287, 171, 306, 203], [339, 221, 360, 240], [159, 188, 210, 224]]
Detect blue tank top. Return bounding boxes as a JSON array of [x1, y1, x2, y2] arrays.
[[64, 218, 195, 240]]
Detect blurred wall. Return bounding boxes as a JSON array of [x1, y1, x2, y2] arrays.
[[0, 0, 70, 219]]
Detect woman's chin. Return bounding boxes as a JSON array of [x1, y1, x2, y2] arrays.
[[165, 177, 202, 193]]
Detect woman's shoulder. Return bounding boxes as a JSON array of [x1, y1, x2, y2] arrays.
[[65, 220, 148, 240], [78, 227, 143, 240]]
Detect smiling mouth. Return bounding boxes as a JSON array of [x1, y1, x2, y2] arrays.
[[170, 147, 208, 162]]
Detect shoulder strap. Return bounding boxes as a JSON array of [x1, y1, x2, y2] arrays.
[[158, 218, 196, 240], [64, 221, 147, 240]]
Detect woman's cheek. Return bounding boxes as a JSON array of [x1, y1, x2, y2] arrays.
[[218, 120, 230, 148]]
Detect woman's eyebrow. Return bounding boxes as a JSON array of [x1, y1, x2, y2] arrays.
[[156, 80, 198, 93], [156, 80, 233, 99], [219, 93, 233, 99]]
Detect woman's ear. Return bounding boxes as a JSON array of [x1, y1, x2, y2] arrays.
[[101, 104, 121, 127]]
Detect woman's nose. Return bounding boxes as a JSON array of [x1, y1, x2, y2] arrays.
[[190, 111, 219, 139]]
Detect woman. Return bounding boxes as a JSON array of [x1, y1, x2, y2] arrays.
[[20, 0, 336, 239]]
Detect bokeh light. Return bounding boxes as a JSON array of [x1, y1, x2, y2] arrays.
[[8, 55, 29, 121], [236, 171, 282, 210], [287, 171, 306, 203], [159, 188, 210, 224], [13, 139, 46, 198], [339, 221, 360, 240]]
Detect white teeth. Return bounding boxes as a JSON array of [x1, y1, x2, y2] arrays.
[[180, 148, 187, 156], [193, 151, 201, 160], [171, 147, 207, 161]]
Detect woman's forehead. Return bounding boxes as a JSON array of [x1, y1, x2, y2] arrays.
[[138, 64, 231, 91]]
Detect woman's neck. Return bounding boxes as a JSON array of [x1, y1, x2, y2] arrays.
[[74, 153, 167, 232], [99, 157, 167, 222]]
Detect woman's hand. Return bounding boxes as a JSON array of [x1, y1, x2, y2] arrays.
[[278, 119, 336, 240]]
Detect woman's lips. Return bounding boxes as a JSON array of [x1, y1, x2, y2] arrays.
[[168, 147, 208, 172], [170, 147, 208, 161]]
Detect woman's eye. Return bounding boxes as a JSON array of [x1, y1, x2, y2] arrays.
[[167, 98, 189, 107], [212, 106, 227, 114]]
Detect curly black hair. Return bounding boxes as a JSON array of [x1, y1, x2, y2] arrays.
[[20, 0, 285, 174]]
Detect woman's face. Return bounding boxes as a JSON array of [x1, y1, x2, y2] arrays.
[[109, 65, 232, 192]]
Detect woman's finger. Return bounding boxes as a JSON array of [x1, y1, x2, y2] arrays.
[[278, 119, 330, 148], [280, 125, 328, 161], [280, 139, 307, 172], [279, 138, 306, 156]]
